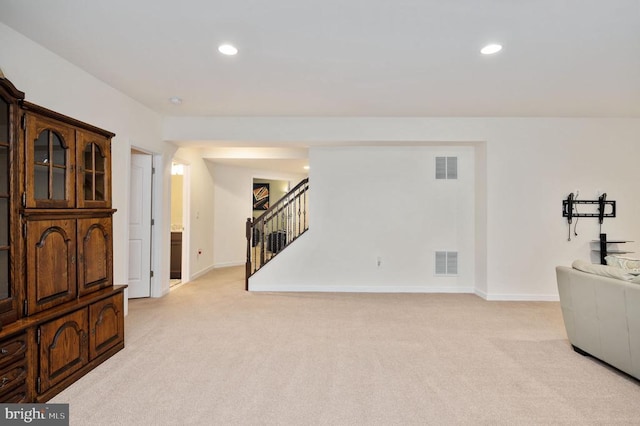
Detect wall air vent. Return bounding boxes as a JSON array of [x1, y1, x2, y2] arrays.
[[435, 156, 458, 180], [435, 251, 458, 275]]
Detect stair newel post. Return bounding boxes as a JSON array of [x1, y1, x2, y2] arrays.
[[245, 218, 252, 291]]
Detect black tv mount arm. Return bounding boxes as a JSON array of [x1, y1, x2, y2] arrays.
[[562, 193, 616, 224]]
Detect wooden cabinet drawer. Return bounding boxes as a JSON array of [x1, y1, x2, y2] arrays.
[[0, 359, 27, 396], [0, 383, 28, 403], [0, 333, 27, 369]]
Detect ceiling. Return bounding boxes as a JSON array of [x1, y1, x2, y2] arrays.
[[1, 0, 638, 118]]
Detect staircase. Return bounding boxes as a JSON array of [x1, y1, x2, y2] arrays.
[[245, 178, 309, 289]]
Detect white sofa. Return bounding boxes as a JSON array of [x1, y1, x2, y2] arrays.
[[556, 264, 640, 380]]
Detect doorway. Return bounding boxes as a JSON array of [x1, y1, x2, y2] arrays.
[[170, 160, 190, 288]]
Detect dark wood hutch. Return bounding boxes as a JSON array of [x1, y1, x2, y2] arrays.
[[0, 76, 125, 402]]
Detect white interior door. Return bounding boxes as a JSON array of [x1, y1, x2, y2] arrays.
[[128, 152, 152, 298]]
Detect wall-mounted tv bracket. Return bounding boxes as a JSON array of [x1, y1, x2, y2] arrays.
[[562, 193, 616, 240]]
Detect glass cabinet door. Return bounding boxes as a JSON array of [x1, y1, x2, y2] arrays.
[[24, 113, 75, 208], [77, 130, 111, 208]]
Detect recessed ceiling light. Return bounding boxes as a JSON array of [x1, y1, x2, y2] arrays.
[[303, 165, 310, 170], [481, 44, 502, 55], [218, 44, 238, 56], [168, 96, 182, 105]]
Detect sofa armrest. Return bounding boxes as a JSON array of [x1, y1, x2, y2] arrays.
[[556, 266, 601, 356], [626, 284, 640, 378], [557, 266, 632, 368]]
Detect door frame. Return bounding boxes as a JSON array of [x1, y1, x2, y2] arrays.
[[128, 147, 163, 298], [149, 152, 164, 297]]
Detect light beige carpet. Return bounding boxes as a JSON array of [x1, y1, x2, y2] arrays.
[[51, 266, 640, 425]]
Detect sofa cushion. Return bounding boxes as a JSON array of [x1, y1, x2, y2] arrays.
[[605, 255, 640, 274], [572, 259, 636, 281]]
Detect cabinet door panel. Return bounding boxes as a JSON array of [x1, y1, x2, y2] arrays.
[[170, 232, 182, 279], [26, 219, 76, 315], [89, 293, 123, 360], [24, 113, 75, 208], [76, 130, 111, 208], [38, 309, 88, 393], [77, 217, 112, 296]]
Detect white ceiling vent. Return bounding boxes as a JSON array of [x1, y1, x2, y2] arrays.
[[435, 251, 458, 275], [435, 157, 457, 180]]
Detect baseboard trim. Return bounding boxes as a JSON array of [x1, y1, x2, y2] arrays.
[[190, 263, 244, 281], [248, 284, 476, 293], [248, 283, 559, 301], [214, 262, 245, 269], [476, 290, 559, 302], [191, 265, 216, 280]]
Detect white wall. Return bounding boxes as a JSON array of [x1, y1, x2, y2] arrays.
[[172, 147, 216, 279], [474, 142, 488, 297], [211, 162, 307, 268], [0, 23, 176, 299], [484, 120, 640, 299], [166, 116, 640, 300], [250, 145, 476, 292], [170, 174, 183, 229]]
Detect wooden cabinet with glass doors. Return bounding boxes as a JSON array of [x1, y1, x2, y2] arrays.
[[21, 102, 112, 210], [0, 76, 125, 403]]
